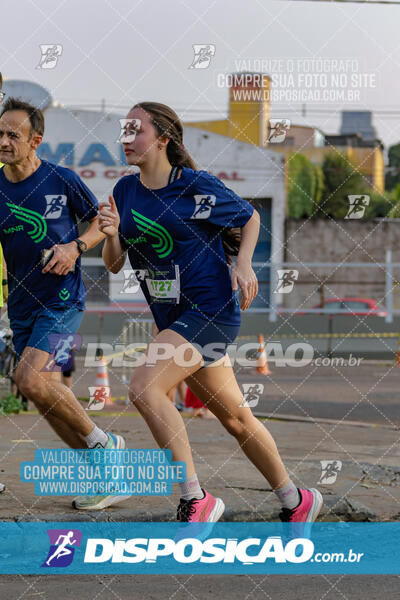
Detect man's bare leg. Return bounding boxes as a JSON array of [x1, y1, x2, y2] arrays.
[[15, 346, 96, 446]]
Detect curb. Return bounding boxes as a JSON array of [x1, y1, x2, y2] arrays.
[[254, 411, 399, 430]]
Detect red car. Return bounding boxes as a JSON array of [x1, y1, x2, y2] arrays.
[[302, 297, 386, 316]]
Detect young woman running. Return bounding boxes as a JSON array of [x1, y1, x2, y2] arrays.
[[99, 102, 323, 525]]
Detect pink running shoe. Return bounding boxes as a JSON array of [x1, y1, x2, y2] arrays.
[[279, 488, 323, 523], [177, 488, 225, 523], [175, 488, 225, 542], [279, 488, 323, 542]]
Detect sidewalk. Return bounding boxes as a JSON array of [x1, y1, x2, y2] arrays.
[[0, 410, 399, 522]]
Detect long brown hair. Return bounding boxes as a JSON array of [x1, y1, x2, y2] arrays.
[[133, 101, 241, 266]]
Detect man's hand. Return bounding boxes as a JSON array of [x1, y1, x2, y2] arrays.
[[41, 242, 80, 276]]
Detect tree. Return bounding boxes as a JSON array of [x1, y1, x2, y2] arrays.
[[318, 152, 369, 219], [385, 143, 400, 191], [364, 189, 396, 218], [286, 153, 324, 218], [387, 183, 400, 217]]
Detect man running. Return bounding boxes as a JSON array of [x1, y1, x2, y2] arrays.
[[0, 96, 127, 509]]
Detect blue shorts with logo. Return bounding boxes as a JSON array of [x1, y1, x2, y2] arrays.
[[167, 309, 240, 368], [10, 305, 84, 361]]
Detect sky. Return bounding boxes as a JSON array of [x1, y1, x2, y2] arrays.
[[1, 0, 400, 150]]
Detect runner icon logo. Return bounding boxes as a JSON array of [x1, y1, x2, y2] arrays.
[[318, 460, 342, 485], [36, 44, 63, 70], [190, 195, 216, 219], [44, 195, 67, 219], [274, 270, 299, 294], [120, 269, 147, 294], [188, 44, 216, 69], [239, 383, 264, 408], [42, 529, 82, 568], [345, 195, 370, 219]]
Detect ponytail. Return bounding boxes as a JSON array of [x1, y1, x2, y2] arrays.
[[219, 227, 241, 267]]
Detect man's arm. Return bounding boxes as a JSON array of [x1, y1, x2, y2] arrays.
[[75, 215, 106, 251], [42, 216, 106, 276]]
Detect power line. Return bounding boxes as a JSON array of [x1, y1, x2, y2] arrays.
[[62, 104, 400, 119], [291, 0, 400, 4]]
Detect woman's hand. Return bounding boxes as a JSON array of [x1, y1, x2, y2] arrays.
[[231, 257, 258, 310], [98, 195, 120, 238]]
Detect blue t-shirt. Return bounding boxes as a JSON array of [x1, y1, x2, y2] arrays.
[[0, 160, 98, 320], [114, 167, 254, 329]]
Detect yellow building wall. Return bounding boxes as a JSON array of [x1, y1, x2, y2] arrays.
[[184, 119, 229, 138], [185, 73, 270, 147]]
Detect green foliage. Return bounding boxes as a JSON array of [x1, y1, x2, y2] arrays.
[[314, 164, 324, 208], [385, 143, 400, 191], [287, 153, 324, 218], [318, 152, 369, 219], [364, 189, 397, 218], [0, 394, 23, 415], [387, 184, 400, 217], [286, 150, 397, 220]]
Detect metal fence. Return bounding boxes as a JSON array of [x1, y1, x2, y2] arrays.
[[82, 252, 400, 324], [121, 318, 154, 384], [250, 250, 399, 323]]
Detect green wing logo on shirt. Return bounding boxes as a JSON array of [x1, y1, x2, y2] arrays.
[[131, 209, 173, 258], [6, 203, 47, 243]]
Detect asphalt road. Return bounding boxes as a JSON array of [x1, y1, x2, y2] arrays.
[[1, 573, 399, 599], [68, 359, 400, 426]]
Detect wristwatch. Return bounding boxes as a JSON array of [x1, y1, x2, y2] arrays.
[[73, 238, 88, 254]]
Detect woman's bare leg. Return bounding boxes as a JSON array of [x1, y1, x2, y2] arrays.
[[185, 356, 290, 490], [129, 328, 205, 478]]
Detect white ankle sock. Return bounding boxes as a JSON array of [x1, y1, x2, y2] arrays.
[[274, 480, 300, 509], [179, 473, 204, 500], [84, 425, 108, 448]]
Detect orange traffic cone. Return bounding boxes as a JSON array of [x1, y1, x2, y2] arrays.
[[254, 334, 271, 375], [94, 357, 112, 406]]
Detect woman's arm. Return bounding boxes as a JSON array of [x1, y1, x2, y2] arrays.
[[231, 210, 260, 310], [99, 195, 126, 274], [237, 209, 260, 263], [102, 236, 126, 274]]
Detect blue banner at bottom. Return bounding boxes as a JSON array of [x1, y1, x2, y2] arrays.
[[0, 522, 398, 574]]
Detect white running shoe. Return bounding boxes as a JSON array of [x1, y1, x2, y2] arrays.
[[72, 433, 131, 510]]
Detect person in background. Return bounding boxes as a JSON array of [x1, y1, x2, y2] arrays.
[[167, 380, 187, 411], [184, 385, 216, 419]]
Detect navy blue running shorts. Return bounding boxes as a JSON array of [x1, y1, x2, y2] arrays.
[[10, 306, 84, 362], [166, 310, 240, 368]]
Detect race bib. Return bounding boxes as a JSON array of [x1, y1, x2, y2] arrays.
[[144, 264, 180, 304]]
